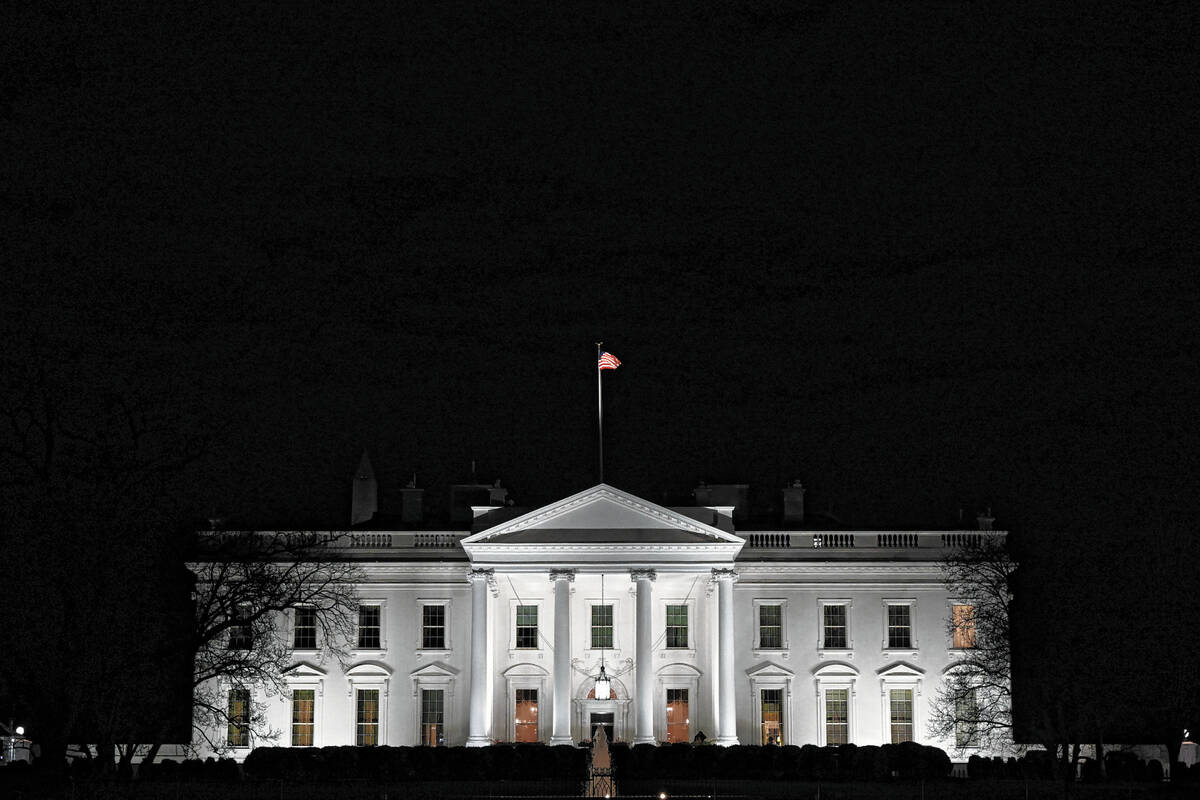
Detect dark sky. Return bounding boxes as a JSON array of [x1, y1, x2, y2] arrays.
[[3, 2, 1195, 533]]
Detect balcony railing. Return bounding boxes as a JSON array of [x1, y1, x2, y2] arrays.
[[345, 532, 463, 551], [739, 530, 1000, 552]]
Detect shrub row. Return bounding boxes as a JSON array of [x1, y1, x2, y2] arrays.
[[611, 742, 952, 782], [242, 744, 587, 782]]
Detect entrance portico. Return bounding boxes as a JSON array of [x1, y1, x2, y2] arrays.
[[460, 484, 745, 746]]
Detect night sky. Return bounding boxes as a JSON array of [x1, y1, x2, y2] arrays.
[[3, 2, 1195, 537]]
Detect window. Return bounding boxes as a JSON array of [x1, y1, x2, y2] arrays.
[[357, 605, 381, 649], [758, 604, 783, 649], [666, 688, 689, 743], [356, 688, 380, 746], [952, 604, 976, 649], [514, 688, 538, 742], [422, 605, 446, 650], [227, 688, 250, 747], [228, 605, 252, 650], [825, 688, 849, 745], [889, 689, 913, 743], [291, 689, 315, 746], [665, 604, 688, 648], [955, 690, 980, 747], [887, 604, 912, 649], [760, 688, 784, 745], [823, 604, 848, 648], [515, 605, 538, 649], [420, 689, 444, 746], [591, 604, 613, 649], [293, 607, 317, 650]]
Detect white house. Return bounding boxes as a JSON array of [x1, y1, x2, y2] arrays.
[[197, 470, 1000, 757]]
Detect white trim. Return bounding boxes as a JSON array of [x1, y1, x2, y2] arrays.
[[353, 598, 388, 656], [583, 596, 622, 657], [410, 661, 458, 746], [746, 662, 794, 746], [346, 665, 389, 747], [656, 662, 702, 743], [502, 662, 550, 743], [812, 662, 859, 746], [509, 597, 546, 656], [881, 598, 918, 657], [817, 598, 854, 656], [662, 597, 696, 657], [877, 662, 924, 745], [752, 598, 789, 656], [416, 598, 453, 657]]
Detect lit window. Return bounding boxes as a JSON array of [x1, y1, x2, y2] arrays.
[[357, 605, 381, 649], [952, 604, 976, 649], [823, 605, 848, 648], [889, 689, 913, 743], [760, 688, 784, 745], [591, 604, 613, 649], [291, 689, 314, 746], [356, 688, 380, 746], [293, 607, 317, 650], [955, 689, 980, 747], [228, 605, 252, 650], [825, 688, 849, 745], [422, 605, 446, 649], [420, 689, 444, 746], [666, 688, 689, 743], [515, 605, 538, 648], [665, 605, 688, 648], [887, 605, 912, 649], [759, 604, 783, 649], [227, 688, 250, 747], [515, 688, 538, 742]]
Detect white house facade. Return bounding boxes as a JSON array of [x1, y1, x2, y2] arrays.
[[197, 477, 1001, 757]]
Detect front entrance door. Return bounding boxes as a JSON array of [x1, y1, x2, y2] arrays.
[[590, 712, 615, 743]]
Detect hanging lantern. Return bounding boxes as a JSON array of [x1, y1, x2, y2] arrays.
[[594, 663, 611, 700]]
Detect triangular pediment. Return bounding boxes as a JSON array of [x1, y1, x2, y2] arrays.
[[462, 484, 743, 546]]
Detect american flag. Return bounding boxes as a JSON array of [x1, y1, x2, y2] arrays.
[[597, 351, 621, 370]]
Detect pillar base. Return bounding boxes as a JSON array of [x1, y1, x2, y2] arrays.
[[632, 735, 656, 746], [712, 736, 739, 747], [465, 736, 492, 747], [548, 736, 575, 746]]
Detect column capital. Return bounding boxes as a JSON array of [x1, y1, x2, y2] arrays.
[[549, 569, 576, 582], [711, 567, 739, 583], [467, 567, 495, 583], [629, 568, 657, 582]]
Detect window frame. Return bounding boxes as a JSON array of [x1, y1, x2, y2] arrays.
[[284, 664, 325, 748], [503, 662, 549, 742], [292, 606, 318, 652], [345, 664, 390, 746], [747, 662, 794, 746], [410, 661, 457, 746], [417, 598, 451, 654], [226, 686, 251, 748], [663, 599, 694, 652], [512, 601, 541, 651], [419, 687, 446, 747], [954, 687, 981, 749], [354, 599, 388, 653], [949, 601, 976, 650], [887, 687, 915, 744], [818, 599, 854, 654], [753, 598, 789, 654], [656, 662, 701, 744], [877, 663, 923, 744], [813, 662, 858, 746], [513, 687, 540, 743], [290, 687, 317, 747], [882, 599, 918, 655], [228, 603, 253, 650]]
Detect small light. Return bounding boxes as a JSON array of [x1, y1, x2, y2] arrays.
[[15, 726, 24, 736], [660, 793, 668, 800]]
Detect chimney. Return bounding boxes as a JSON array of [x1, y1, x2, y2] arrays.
[[693, 482, 750, 521], [400, 473, 423, 524], [976, 507, 995, 531], [351, 450, 378, 525], [782, 479, 806, 524], [489, 479, 509, 506]]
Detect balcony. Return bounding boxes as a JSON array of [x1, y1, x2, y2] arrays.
[[738, 530, 1003, 560]]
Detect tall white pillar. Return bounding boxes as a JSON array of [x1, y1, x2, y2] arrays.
[[549, 569, 575, 745], [466, 568, 494, 746], [712, 568, 739, 746], [630, 568, 657, 745]]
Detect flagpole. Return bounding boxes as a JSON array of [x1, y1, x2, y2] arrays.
[[596, 341, 604, 484]]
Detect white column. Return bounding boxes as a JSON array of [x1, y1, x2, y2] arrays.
[[549, 569, 575, 745], [631, 568, 657, 745], [713, 568, 739, 746], [465, 568, 494, 746]]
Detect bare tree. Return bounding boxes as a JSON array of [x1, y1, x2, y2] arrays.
[[929, 533, 1018, 754], [187, 529, 362, 754]]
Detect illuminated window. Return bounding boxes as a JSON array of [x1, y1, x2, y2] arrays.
[[591, 605, 613, 649], [228, 605, 252, 650], [952, 604, 976, 649], [420, 689, 444, 746], [227, 688, 250, 747], [293, 607, 317, 650], [760, 688, 784, 745], [515, 605, 538, 648], [955, 690, 980, 747], [422, 605, 446, 649], [759, 605, 783, 649], [291, 689, 314, 746], [823, 604, 848, 648], [665, 605, 688, 648], [357, 605, 381, 649], [515, 688, 538, 742], [887, 605, 912, 649], [356, 688, 380, 746], [889, 689, 913, 743], [825, 689, 849, 745], [666, 688, 690, 743]]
